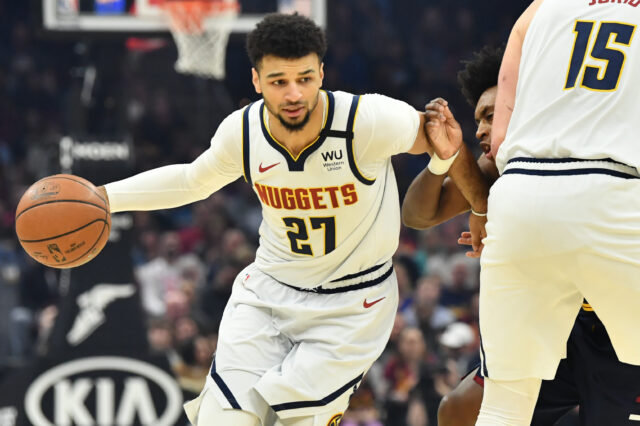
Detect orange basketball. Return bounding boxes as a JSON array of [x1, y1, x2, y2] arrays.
[[15, 174, 111, 269]]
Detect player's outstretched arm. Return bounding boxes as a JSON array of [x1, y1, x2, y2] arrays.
[[100, 157, 236, 213], [99, 113, 243, 214], [419, 98, 489, 252]]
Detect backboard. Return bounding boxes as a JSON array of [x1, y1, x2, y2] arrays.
[[42, 0, 326, 34]]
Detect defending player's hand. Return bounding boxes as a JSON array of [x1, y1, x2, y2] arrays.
[[424, 98, 463, 160], [458, 231, 478, 257], [458, 215, 487, 258], [469, 213, 487, 257]]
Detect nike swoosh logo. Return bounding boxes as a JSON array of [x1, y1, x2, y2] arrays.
[[259, 162, 280, 173], [363, 297, 385, 309]]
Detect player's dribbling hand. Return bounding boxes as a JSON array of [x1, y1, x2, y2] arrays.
[[424, 98, 463, 160]]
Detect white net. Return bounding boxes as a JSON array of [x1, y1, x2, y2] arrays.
[[161, 0, 239, 79]]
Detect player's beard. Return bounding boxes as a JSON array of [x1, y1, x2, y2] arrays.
[[266, 92, 320, 132]]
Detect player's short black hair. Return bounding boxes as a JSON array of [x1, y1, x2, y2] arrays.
[[246, 13, 327, 69], [457, 45, 505, 107]]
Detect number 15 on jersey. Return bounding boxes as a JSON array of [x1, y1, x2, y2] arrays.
[[565, 21, 636, 92]]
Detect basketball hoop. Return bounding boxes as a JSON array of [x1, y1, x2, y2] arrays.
[[158, 0, 239, 79]]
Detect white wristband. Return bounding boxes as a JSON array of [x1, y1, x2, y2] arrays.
[[427, 150, 460, 175], [471, 209, 487, 217]]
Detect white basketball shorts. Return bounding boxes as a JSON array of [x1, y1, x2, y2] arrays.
[[479, 158, 640, 381], [185, 260, 399, 424]]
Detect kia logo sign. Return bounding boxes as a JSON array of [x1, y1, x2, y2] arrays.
[[25, 357, 183, 426]]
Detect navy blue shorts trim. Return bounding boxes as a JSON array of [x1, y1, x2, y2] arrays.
[[281, 265, 393, 294], [503, 167, 638, 179], [210, 358, 242, 410], [271, 373, 363, 412], [503, 157, 639, 179], [330, 262, 385, 283]]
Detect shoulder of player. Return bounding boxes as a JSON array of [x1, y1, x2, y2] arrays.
[[206, 106, 251, 155], [218, 106, 245, 129], [331, 90, 410, 110], [357, 92, 408, 106], [215, 105, 255, 139], [349, 93, 417, 125], [515, 0, 545, 40], [344, 92, 421, 158]]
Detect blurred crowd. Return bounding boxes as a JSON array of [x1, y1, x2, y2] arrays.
[[0, 1, 526, 424]]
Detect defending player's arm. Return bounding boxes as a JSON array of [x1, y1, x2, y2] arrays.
[[402, 154, 497, 230], [491, 0, 543, 157], [411, 98, 491, 252], [98, 111, 243, 213], [409, 99, 490, 219]]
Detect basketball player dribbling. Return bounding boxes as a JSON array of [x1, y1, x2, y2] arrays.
[[96, 13, 489, 426]]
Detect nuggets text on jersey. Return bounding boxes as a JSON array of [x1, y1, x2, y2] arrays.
[[254, 183, 358, 210]]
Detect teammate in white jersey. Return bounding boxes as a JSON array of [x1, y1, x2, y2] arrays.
[[406, 44, 640, 426], [478, 0, 640, 424], [97, 13, 489, 426]]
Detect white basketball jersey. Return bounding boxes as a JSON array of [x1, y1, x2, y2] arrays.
[[237, 90, 418, 287], [103, 90, 418, 288], [496, 0, 640, 173]]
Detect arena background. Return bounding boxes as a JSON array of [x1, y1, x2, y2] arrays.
[[0, 1, 578, 425]]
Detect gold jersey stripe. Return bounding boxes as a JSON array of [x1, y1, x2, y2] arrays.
[[582, 303, 594, 311]]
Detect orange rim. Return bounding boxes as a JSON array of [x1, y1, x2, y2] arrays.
[[158, 0, 239, 32]]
